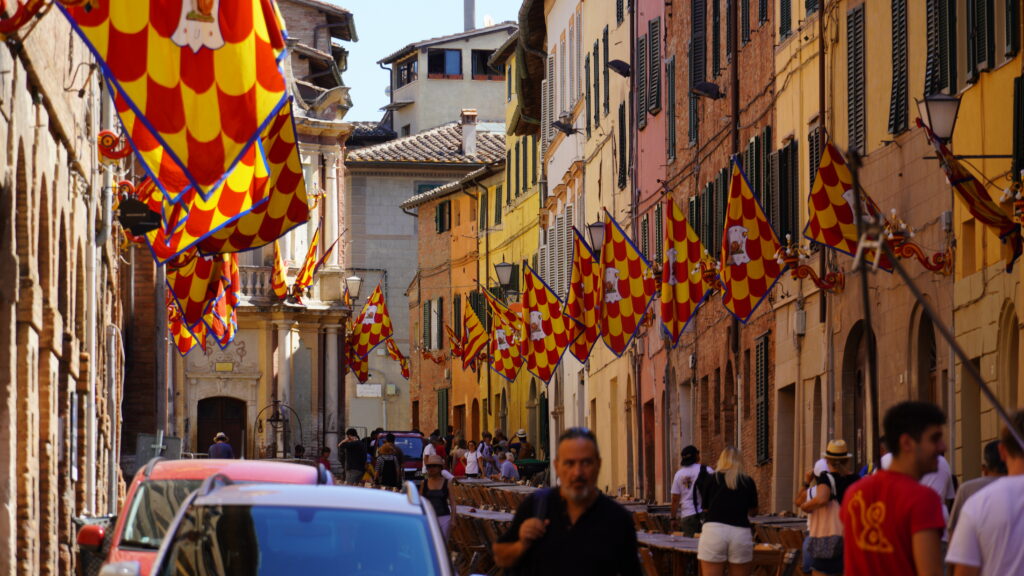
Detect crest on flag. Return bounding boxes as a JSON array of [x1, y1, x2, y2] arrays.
[[721, 157, 785, 323], [565, 229, 601, 363], [599, 212, 658, 356], [804, 141, 892, 271], [461, 301, 488, 371], [661, 200, 712, 346], [385, 338, 411, 380], [483, 290, 523, 382], [521, 266, 574, 384], [351, 284, 394, 358]]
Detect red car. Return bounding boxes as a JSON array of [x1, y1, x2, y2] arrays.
[[77, 458, 323, 576], [379, 431, 426, 479]]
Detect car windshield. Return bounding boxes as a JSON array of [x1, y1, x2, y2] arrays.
[[158, 504, 440, 576], [393, 436, 424, 462], [121, 479, 203, 549]]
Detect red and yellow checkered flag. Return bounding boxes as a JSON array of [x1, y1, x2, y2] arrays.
[[58, 0, 289, 202], [271, 240, 289, 299], [599, 212, 657, 356], [351, 283, 394, 358], [203, 253, 240, 349], [385, 338, 411, 380], [803, 142, 892, 271], [346, 331, 370, 383], [483, 289, 523, 382], [521, 266, 574, 384], [167, 293, 204, 356], [142, 100, 309, 263], [661, 200, 712, 347], [291, 224, 322, 295], [565, 228, 601, 362], [165, 248, 224, 330], [721, 157, 785, 323], [445, 324, 464, 360], [461, 301, 488, 371]]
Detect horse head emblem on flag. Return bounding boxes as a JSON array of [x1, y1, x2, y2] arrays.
[[728, 225, 751, 266], [495, 328, 510, 350], [361, 305, 378, 325], [529, 311, 547, 341], [173, 0, 225, 52], [604, 267, 623, 303], [666, 246, 679, 285]]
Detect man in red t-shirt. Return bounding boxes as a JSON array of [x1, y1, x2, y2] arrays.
[[841, 401, 947, 576]]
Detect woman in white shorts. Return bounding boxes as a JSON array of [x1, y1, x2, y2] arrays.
[[696, 446, 759, 576]]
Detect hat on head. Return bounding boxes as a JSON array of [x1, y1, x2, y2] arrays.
[[824, 439, 852, 459], [215, 432, 228, 442], [426, 454, 444, 467], [681, 445, 699, 458], [516, 429, 527, 439]]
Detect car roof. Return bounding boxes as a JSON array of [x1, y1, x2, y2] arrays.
[[144, 459, 319, 484], [193, 483, 426, 515]]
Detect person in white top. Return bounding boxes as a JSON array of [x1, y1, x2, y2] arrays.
[[465, 440, 481, 477], [670, 445, 714, 536], [947, 410, 1024, 576], [920, 452, 955, 541]]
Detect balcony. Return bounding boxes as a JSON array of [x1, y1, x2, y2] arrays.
[[237, 266, 350, 308]]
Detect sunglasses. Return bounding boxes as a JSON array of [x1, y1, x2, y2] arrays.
[[427, 464, 443, 468]]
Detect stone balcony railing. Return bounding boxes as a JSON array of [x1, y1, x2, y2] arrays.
[[238, 265, 349, 307]]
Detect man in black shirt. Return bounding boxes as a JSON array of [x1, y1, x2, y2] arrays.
[[493, 428, 641, 576], [337, 428, 367, 484]]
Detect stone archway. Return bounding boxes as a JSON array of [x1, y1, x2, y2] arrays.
[[997, 301, 1020, 410], [909, 302, 939, 405], [197, 397, 247, 459], [841, 321, 874, 472]]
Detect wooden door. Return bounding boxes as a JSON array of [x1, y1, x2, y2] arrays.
[[197, 397, 246, 458]]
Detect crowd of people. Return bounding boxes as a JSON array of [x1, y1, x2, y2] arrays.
[[662, 401, 1024, 576]]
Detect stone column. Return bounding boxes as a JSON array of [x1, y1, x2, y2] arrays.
[[325, 326, 340, 460], [276, 322, 293, 457], [324, 150, 339, 259]]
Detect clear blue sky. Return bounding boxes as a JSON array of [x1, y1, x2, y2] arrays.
[[324, 0, 521, 122]]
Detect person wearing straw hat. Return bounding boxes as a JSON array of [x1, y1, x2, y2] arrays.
[[208, 432, 234, 459], [798, 439, 859, 576]]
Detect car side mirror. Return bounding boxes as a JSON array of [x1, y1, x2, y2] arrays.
[[99, 561, 141, 576], [76, 524, 105, 551]]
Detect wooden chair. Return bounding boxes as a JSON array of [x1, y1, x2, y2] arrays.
[[638, 547, 659, 576]]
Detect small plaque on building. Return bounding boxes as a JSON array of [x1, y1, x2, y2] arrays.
[[215, 362, 233, 372], [356, 383, 382, 398]]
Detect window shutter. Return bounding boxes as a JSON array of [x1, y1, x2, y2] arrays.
[[637, 35, 648, 129], [479, 190, 488, 230], [617, 0, 625, 24], [494, 185, 502, 225], [780, 0, 792, 37], [655, 202, 664, 262], [532, 136, 538, 184], [667, 57, 677, 160], [1013, 75, 1024, 183], [603, 26, 610, 114], [888, 0, 908, 134], [541, 78, 550, 154], [925, 0, 941, 94], [423, 300, 432, 349], [742, 0, 751, 45], [434, 203, 441, 233], [726, 0, 734, 59], [649, 18, 662, 113], [454, 294, 462, 338], [506, 151, 512, 194], [760, 125, 772, 201], [593, 43, 601, 127], [641, 214, 650, 259], [785, 140, 800, 241], [759, 0, 768, 23], [689, 196, 699, 240], [969, 0, 995, 74], [718, 168, 729, 245], [436, 297, 444, 351], [808, 127, 821, 192], [716, 4, 727, 76], [618, 103, 628, 189], [768, 148, 781, 237], [555, 214, 566, 297], [805, 0, 818, 14], [847, 6, 867, 154], [1008, 0, 1019, 57], [522, 140, 528, 195], [693, 0, 707, 84], [576, 14, 583, 101], [755, 335, 770, 464], [585, 55, 592, 137], [547, 54, 556, 135], [564, 204, 575, 299]]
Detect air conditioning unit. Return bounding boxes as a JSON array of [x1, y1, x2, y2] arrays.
[[795, 309, 807, 336], [386, 383, 398, 396], [444, 368, 451, 380]]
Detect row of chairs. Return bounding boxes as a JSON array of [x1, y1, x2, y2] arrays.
[[451, 482, 534, 512]]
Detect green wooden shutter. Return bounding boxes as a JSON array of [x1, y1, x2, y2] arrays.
[[603, 26, 610, 114], [585, 55, 592, 137], [768, 148, 781, 238], [755, 335, 770, 463], [713, 0, 722, 77], [693, 0, 707, 83], [925, 0, 941, 94], [655, 202, 664, 262], [742, 0, 751, 45], [593, 43, 601, 128], [649, 18, 662, 114], [423, 300, 432, 348], [454, 294, 462, 338], [667, 57, 677, 161], [506, 151, 511, 194], [785, 140, 800, 241], [494, 185, 502, 225], [808, 127, 821, 192], [617, 0, 625, 24], [618, 103, 628, 189], [780, 0, 792, 37], [726, 0, 734, 59], [969, 0, 995, 74], [479, 190, 488, 229], [848, 6, 866, 153], [888, 0, 908, 134], [641, 214, 650, 259], [637, 34, 648, 129], [436, 297, 444, 350], [434, 203, 441, 233]]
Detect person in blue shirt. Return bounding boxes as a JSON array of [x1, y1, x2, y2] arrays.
[[497, 450, 520, 482], [208, 432, 234, 459]]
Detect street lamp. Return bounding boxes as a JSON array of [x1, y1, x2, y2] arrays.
[[587, 218, 606, 253], [917, 93, 961, 144], [345, 275, 362, 301], [494, 260, 518, 301]]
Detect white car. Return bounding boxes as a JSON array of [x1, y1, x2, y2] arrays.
[[101, 476, 455, 576]]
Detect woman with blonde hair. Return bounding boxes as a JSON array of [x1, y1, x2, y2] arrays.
[[696, 446, 759, 576]]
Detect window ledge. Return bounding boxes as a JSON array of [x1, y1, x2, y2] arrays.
[[427, 74, 464, 80]]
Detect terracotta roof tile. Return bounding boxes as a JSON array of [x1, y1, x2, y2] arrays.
[[346, 122, 505, 165]]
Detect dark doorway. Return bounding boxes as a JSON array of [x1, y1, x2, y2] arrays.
[[841, 322, 874, 472], [471, 399, 480, 442], [197, 397, 246, 458], [643, 400, 655, 502]]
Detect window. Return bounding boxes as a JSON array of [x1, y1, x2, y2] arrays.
[[532, 135, 538, 184], [506, 151, 512, 196], [521, 139, 528, 196], [637, 34, 648, 129], [560, 38, 567, 113], [805, 0, 818, 15], [1008, 0, 1020, 57], [479, 190, 488, 229], [690, 0, 707, 144], [1014, 75, 1023, 184], [648, 18, 662, 114], [713, 0, 722, 77], [654, 201, 664, 262], [618, 103, 628, 189], [427, 49, 462, 78], [438, 389, 449, 433], [727, 0, 734, 59], [494, 185, 503, 225], [641, 213, 650, 259], [593, 42, 601, 127], [471, 50, 498, 79], [759, 0, 768, 23], [506, 65, 512, 100], [434, 200, 451, 233], [768, 139, 800, 241], [808, 126, 822, 191], [434, 297, 444, 351], [666, 57, 677, 161], [569, 23, 576, 102], [848, 6, 867, 153], [888, 0, 908, 134], [585, 54, 592, 137], [422, 300, 432, 348], [453, 294, 462, 338], [617, 0, 625, 24], [603, 27, 610, 115], [780, 0, 792, 38], [924, 0, 956, 95], [755, 334, 770, 464], [397, 57, 417, 87], [742, 0, 751, 44], [967, 0, 995, 77]]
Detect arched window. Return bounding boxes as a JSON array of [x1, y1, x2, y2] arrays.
[[998, 302, 1020, 410]]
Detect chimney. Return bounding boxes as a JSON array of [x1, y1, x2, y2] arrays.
[[464, 0, 475, 32], [461, 109, 478, 156]]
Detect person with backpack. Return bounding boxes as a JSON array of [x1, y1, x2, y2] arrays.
[[337, 428, 367, 485], [421, 455, 457, 541], [797, 439, 859, 576], [671, 445, 714, 536], [697, 446, 759, 576], [375, 438, 403, 489]]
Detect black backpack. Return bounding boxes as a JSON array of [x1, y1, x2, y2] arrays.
[[379, 454, 400, 487]]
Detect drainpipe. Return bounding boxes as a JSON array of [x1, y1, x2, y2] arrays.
[[466, 182, 491, 420], [106, 325, 123, 512]]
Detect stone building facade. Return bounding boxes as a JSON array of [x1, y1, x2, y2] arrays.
[[0, 12, 125, 576]]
